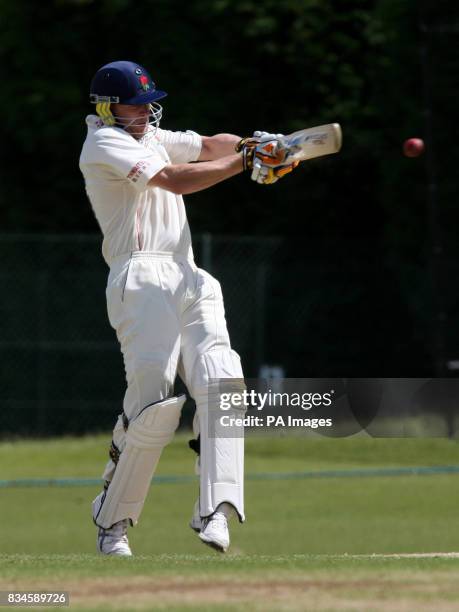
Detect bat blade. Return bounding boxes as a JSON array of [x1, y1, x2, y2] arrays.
[[282, 123, 342, 162]]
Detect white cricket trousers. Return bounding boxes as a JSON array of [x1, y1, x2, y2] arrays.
[[103, 251, 245, 521]]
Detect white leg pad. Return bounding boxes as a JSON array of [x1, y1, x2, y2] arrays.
[[196, 385, 246, 522], [191, 349, 246, 522], [94, 395, 185, 529]]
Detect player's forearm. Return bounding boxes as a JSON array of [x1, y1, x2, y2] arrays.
[[149, 154, 243, 195], [198, 134, 241, 161]]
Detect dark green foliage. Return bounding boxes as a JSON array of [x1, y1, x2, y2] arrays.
[[0, 0, 402, 233]]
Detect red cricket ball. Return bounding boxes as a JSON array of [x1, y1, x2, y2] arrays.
[[403, 138, 425, 158]]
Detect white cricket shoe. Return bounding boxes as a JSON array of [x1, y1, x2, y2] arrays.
[[97, 520, 132, 557], [92, 490, 132, 556], [189, 499, 202, 533], [199, 511, 230, 553]]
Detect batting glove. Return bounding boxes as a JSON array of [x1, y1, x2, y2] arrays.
[[236, 131, 288, 179], [251, 159, 300, 185]]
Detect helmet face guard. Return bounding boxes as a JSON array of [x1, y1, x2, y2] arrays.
[[94, 100, 163, 135], [89, 61, 167, 134]]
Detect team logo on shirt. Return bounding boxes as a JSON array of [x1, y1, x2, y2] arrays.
[[127, 160, 148, 183]]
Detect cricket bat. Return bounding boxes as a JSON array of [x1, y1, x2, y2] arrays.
[[281, 123, 342, 163]]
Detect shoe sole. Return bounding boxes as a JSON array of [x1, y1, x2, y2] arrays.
[[97, 549, 133, 557], [198, 533, 228, 553]]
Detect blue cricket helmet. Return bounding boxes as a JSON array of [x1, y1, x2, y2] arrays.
[[89, 60, 167, 105]]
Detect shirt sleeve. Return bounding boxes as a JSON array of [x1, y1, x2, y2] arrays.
[[155, 128, 202, 164], [94, 129, 167, 191]]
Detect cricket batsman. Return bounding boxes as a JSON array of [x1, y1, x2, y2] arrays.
[[79, 60, 298, 556]]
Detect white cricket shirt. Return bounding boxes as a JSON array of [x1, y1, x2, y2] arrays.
[[79, 115, 202, 265]]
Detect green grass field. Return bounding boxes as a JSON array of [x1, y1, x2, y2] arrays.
[[1, 434, 459, 610]]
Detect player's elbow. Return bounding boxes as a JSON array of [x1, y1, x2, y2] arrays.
[[148, 171, 183, 195], [163, 182, 185, 195]]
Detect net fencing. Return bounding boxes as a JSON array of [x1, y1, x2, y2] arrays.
[[0, 233, 282, 435], [0, 232, 452, 436]]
